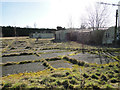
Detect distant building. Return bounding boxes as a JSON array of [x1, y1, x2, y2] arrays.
[[102, 27, 115, 44], [29, 32, 54, 39]]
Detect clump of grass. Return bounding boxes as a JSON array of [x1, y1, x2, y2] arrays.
[[18, 60, 32, 64], [51, 73, 65, 77], [46, 57, 61, 61], [3, 62, 16, 66], [84, 82, 100, 89], [2, 82, 12, 89], [91, 74, 99, 79], [12, 83, 27, 89], [110, 78, 118, 83], [78, 61, 85, 66], [63, 56, 87, 67], [83, 73, 89, 78], [100, 74, 108, 82], [62, 80, 69, 89], [95, 72, 101, 76], [69, 78, 78, 85]]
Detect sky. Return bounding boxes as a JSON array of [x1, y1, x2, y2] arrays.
[[0, 0, 120, 28]]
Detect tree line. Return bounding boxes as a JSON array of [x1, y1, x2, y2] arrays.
[[1, 26, 56, 37]]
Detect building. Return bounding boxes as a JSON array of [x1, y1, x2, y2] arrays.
[[102, 27, 115, 44], [55, 29, 92, 44], [29, 32, 54, 39]]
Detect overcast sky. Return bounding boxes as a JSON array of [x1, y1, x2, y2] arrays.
[[0, 0, 120, 28]]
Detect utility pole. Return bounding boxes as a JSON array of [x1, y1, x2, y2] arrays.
[[114, 9, 118, 45], [98, 2, 120, 46]]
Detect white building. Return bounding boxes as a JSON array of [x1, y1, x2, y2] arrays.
[[30, 32, 54, 39]]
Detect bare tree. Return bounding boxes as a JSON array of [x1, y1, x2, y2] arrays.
[[80, 16, 88, 29], [86, 3, 110, 31], [68, 16, 74, 29]]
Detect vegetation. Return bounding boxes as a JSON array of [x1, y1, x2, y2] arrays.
[[1, 37, 120, 89]]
